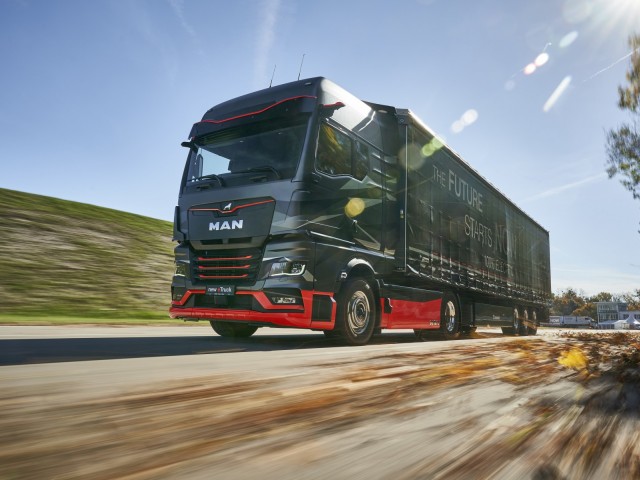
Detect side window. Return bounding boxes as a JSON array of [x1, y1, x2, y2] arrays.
[[316, 123, 352, 176], [316, 123, 370, 180], [353, 140, 369, 181]]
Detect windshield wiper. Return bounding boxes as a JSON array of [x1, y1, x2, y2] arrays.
[[237, 165, 282, 179], [193, 174, 226, 187]]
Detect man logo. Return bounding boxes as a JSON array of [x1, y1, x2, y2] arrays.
[[223, 202, 232, 211], [209, 220, 244, 231]]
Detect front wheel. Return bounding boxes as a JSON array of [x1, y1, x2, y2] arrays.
[[414, 329, 431, 341], [334, 278, 376, 346], [210, 321, 258, 338]]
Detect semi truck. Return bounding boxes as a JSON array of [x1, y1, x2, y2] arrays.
[[170, 77, 551, 345], [546, 316, 595, 328]]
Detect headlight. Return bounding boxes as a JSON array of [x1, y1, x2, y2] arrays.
[[174, 262, 189, 277], [269, 260, 306, 277]]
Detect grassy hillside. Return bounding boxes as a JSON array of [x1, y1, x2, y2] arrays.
[[0, 188, 175, 320]]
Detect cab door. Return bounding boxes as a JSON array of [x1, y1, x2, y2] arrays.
[[311, 121, 382, 251]]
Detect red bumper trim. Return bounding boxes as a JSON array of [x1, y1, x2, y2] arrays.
[[170, 289, 336, 330]]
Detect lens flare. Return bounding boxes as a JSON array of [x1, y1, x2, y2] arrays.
[[402, 143, 426, 170], [534, 52, 549, 67], [462, 109, 479, 125], [450, 109, 479, 134], [345, 198, 365, 218], [543, 76, 572, 112], [563, 0, 592, 24], [559, 31, 579, 48], [451, 120, 464, 134], [524, 63, 537, 75], [422, 137, 444, 156]]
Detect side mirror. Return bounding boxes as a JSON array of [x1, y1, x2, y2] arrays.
[[181, 141, 197, 152], [319, 101, 345, 118]]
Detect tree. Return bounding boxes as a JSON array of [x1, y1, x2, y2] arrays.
[[550, 289, 639, 320], [606, 34, 640, 220], [620, 289, 640, 310], [572, 302, 596, 320], [550, 288, 586, 316], [588, 291, 615, 303]]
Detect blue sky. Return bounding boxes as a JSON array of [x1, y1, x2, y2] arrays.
[[1, 0, 639, 295]]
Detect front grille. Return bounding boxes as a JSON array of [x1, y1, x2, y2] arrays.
[[192, 248, 262, 284]]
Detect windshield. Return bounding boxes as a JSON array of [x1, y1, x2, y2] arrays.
[[185, 116, 308, 187]]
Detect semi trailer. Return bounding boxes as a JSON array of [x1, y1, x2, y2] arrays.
[[170, 77, 551, 345]]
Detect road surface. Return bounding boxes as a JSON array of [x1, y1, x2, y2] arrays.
[[1, 325, 639, 479]]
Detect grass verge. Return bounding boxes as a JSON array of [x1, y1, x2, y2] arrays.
[[0, 314, 206, 326]]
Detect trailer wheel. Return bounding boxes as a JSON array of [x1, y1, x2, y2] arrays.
[[210, 321, 258, 338], [512, 307, 522, 335], [335, 278, 376, 346], [502, 307, 521, 335], [527, 309, 538, 335], [440, 293, 460, 340], [520, 309, 530, 336]]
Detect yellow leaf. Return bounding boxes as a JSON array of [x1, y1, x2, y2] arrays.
[[558, 348, 588, 371]]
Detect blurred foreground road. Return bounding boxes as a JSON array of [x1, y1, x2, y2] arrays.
[[1, 325, 639, 479]]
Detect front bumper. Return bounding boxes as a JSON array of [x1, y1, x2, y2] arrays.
[[169, 288, 336, 330]]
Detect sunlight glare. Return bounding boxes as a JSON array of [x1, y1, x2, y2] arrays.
[[450, 109, 478, 134], [422, 137, 444, 157], [402, 143, 426, 170], [563, 0, 593, 24], [559, 31, 579, 48], [451, 121, 464, 134], [535, 52, 549, 67], [543, 76, 572, 112], [345, 198, 365, 218], [579, 0, 640, 44], [462, 109, 479, 125], [524, 63, 537, 75]]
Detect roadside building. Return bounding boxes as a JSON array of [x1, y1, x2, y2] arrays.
[[596, 301, 628, 324], [597, 307, 640, 330]]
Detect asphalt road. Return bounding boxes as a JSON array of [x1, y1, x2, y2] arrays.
[[0, 324, 449, 366], [1, 325, 639, 480]]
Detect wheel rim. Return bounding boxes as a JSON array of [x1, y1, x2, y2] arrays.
[[347, 291, 371, 336], [444, 300, 456, 333]]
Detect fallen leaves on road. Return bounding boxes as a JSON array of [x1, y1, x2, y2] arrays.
[[1, 331, 639, 479]]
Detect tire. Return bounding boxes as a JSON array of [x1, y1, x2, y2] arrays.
[[502, 307, 526, 335], [414, 329, 430, 341], [520, 308, 529, 336], [334, 278, 376, 346], [210, 321, 258, 338], [461, 326, 477, 336], [440, 293, 460, 340], [502, 307, 520, 336], [527, 309, 538, 335]]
